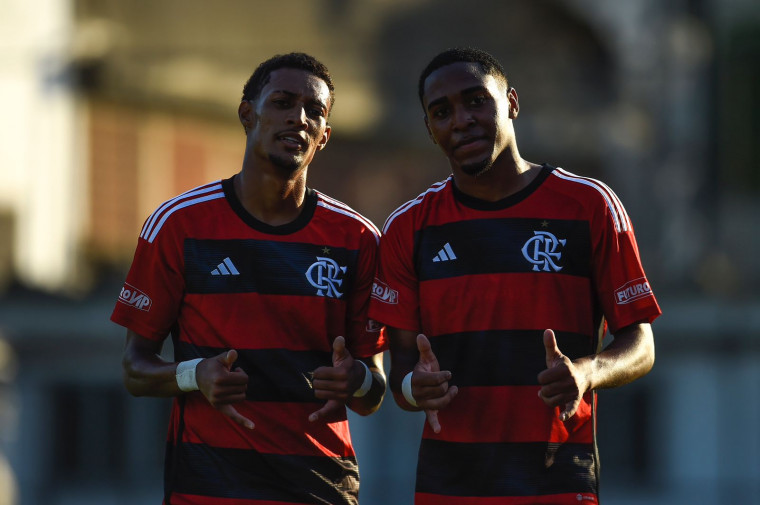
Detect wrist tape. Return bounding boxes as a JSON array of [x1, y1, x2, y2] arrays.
[[401, 371, 418, 407], [353, 360, 373, 398], [176, 358, 203, 392]]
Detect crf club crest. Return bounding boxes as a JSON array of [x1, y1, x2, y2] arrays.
[[521, 231, 566, 272], [305, 256, 347, 298]]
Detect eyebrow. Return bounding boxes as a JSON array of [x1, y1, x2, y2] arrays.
[[271, 90, 328, 112], [425, 85, 488, 112]]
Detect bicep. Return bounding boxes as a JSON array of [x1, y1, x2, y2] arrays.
[[609, 321, 654, 355]]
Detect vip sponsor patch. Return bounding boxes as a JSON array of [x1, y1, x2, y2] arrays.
[[614, 278, 652, 305], [118, 283, 153, 311], [371, 279, 398, 304]]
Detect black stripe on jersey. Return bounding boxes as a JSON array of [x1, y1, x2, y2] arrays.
[[184, 239, 358, 296], [175, 342, 330, 402], [414, 218, 591, 281], [431, 330, 594, 387], [416, 439, 597, 497], [167, 441, 359, 505]]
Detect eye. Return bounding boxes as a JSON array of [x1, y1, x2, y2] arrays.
[[469, 94, 487, 106], [308, 107, 326, 119], [431, 106, 450, 119]]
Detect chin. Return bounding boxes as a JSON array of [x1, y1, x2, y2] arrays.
[[268, 153, 303, 172], [460, 159, 493, 177]]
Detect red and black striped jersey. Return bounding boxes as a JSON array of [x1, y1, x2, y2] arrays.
[[369, 164, 661, 505], [112, 176, 385, 505]]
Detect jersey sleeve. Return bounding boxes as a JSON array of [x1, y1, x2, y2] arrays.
[[591, 194, 662, 334], [344, 225, 387, 358], [368, 213, 421, 332], [110, 217, 185, 341]]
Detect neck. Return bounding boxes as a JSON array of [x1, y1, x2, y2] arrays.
[[234, 164, 308, 226], [452, 145, 539, 202]]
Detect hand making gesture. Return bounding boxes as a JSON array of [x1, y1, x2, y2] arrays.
[[196, 349, 255, 429], [309, 336, 367, 422], [537, 329, 590, 421], [404, 333, 459, 433]]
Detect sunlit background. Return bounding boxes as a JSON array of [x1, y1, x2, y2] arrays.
[[1, 0, 759, 504]]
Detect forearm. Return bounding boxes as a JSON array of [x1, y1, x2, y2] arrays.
[[123, 351, 182, 397], [580, 321, 655, 391], [388, 327, 424, 411], [122, 329, 183, 397]]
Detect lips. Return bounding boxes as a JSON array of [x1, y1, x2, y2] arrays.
[[453, 136, 488, 152], [277, 131, 308, 149]]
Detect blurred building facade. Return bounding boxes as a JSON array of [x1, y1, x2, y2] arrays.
[[0, 0, 759, 504]]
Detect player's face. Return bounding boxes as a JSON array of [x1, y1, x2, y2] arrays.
[[245, 68, 332, 172], [422, 62, 515, 177]]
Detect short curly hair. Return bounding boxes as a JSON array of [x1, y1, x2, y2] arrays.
[[418, 47, 508, 105], [242, 52, 335, 109]]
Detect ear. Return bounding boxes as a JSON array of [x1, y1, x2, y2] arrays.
[[316, 124, 331, 151], [424, 115, 437, 145], [238, 100, 254, 134], [507, 87, 520, 119]]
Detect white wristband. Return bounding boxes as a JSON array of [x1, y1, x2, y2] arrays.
[[401, 371, 418, 407], [176, 358, 203, 392], [352, 360, 373, 398]]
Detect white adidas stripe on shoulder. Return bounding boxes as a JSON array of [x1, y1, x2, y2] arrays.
[[140, 181, 225, 243], [382, 177, 451, 234], [551, 168, 631, 232], [315, 191, 382, 245]]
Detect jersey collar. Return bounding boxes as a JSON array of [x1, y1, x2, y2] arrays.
[[223, 176, 317, 235]]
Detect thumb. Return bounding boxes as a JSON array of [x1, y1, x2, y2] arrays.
[[543, 329, 563, 368], [332, 336, 350, 365], [221, 349, 238, 370], [416, 333, 438, 366]]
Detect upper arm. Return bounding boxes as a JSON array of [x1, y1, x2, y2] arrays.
[[611, 321, 655, 364], [121, 329, 179, 397], [123, 329, 163, 368]]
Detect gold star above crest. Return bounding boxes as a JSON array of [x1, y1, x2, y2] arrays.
[[322, 246, 331, 255], [541, 220, 549, 228]]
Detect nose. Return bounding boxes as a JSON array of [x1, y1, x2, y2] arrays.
[[452, 105, 474, 131], [287, 106, 308, 129]]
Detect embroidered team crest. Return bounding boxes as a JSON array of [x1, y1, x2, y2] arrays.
[[521, 231, 566, 272], [305, 256, 347, 298]]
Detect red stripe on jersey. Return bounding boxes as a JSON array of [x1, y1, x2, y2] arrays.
[[141, 181, 221, 238], [140, 182, 224, 243], [415, 492, 598, 505], [170, 494, 315, 505], [179, 396, 355, 457], [315, 191, 381, 242], [382, 178, 451, 233], [420, 273, 595, 337], [425, 386, 593, 444], [552, 168, 631, 232], [177, 293, 377, 354]]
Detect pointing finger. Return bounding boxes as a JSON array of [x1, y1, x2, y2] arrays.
[[426, 409, 441, 433], [218, 404, 254, 430]]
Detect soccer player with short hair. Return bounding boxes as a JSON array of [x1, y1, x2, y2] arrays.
[[370, 47, 661, 504], [112, 52, 386, 505]]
